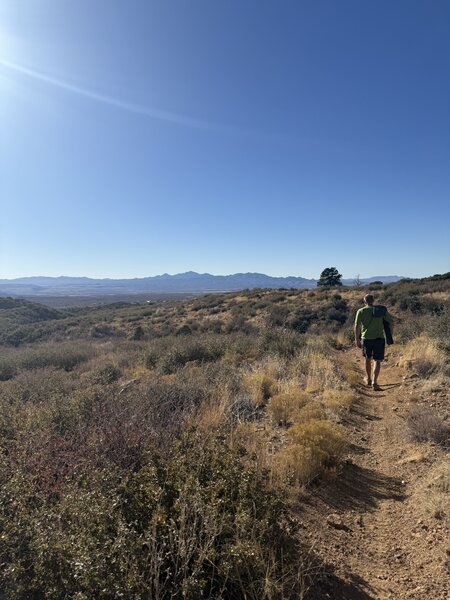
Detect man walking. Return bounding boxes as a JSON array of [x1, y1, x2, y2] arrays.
[[354, 294, 394, 390]]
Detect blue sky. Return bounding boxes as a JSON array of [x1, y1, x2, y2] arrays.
[[1, 0, 449, 280]]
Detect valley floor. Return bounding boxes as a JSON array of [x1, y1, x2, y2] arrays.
[[302, 348, 449, 600]]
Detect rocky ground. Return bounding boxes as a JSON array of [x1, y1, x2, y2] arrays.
[[301, 347, 449, 600]]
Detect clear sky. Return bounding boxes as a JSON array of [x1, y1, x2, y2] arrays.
[[1, 0, 449, 280]]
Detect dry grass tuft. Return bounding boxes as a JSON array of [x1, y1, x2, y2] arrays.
[[420, 374, 448, 393], [288, 419, 348, 463], [196, 397, 228, 431], [231, 422, 270, 472], [400, 335, 447, 378], [267, 391, 309, 426], [335, 328, 351, 348], [305, 352, 337, 392], [322, 389, 356, 412], [421, 462, 450, 521], [407, 407, 450, 447], [273, 419, 347, 486], [273, 443, 325, 486], [341, 365, 361, 389], [243, 371, 278, 407], [296, 404, 326, 422], [289, 337, 343, 392]]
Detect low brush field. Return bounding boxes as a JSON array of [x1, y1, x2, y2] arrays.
[[0, 275, 449, 599]]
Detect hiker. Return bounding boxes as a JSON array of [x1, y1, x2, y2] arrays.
[[354, 294, 394, 391]]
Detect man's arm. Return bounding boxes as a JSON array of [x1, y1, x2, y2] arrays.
[[354, 312, 362, 348]]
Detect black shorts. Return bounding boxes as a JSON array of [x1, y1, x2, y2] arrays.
[[362, 338, 385, 361]]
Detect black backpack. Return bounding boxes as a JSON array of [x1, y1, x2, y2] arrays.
[[372, 305, 394, 345]]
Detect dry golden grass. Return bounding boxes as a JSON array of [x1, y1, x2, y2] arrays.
[[295, 403, 327, 422], [125, 364, 152, 378], [288, 419, 347, 465], [196, 397, 228, 431], [273, 443, 324, 486], [222, 345, 259, 364], [305, 352, 337, 392], [322, 388, 356, 412], [267, 391, 310, 426], [243, 370, 278, 407], [335, 328, 350, 348], [289, 337, 343, 392], [288, 419, 347, 452], [420, 374, 448, 394], [399, 335, 447, 377], [421, 462, 450, 521], [341, 364, 361, 389], [273, 419, 347, 486], [260, 355, 286, 380], [231, 422, 270, 472], [276, 377, 303, 395]]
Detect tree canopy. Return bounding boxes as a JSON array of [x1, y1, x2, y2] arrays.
[[317, 267, 343, 287]]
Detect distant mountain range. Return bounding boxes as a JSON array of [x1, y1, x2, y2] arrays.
[[0, 272, 403, 297]]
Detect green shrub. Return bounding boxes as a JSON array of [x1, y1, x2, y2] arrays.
[[0, 436, 305, 599], [175, 324, 192, 335], [429, 302, 450, 343], [266, 306, 290, 327], [91, 325, 120, 338], [287, 308, 317, 333], [90, 364, 122, 385], [259, 329, 305, 358], [0, 342, 95, 380], [131, 325, 145, 340], [0, 359, 17, 381], [154, 337, 225, 374], [22, 343, 94, 372], [225, 314, 255, 334]]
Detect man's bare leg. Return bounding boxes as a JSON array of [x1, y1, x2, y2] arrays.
[[365, 358, 372, 385], [373, 360, 381, 389]]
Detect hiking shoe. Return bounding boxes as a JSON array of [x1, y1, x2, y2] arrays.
[[364, 377, 372, 387], [372, 382, 381, 391]]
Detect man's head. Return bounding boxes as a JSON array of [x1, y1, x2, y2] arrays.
[[363, 294, 374, 306]]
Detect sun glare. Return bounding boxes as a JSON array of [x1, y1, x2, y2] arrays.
[[0, 29, 17, 85]]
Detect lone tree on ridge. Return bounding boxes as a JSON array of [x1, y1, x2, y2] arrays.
[[317, 267, 343, 287]]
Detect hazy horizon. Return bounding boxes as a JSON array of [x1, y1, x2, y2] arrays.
[[0, 265, 442, 282], [0, 270, 412, 282], [1, 1, 449, 280]]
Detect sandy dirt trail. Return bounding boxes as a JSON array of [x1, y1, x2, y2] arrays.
[[303, 347, 449, 600]]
